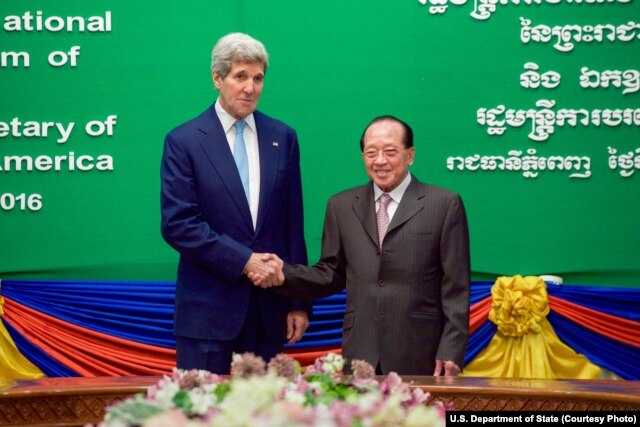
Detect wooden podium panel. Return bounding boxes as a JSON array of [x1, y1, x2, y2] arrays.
[[0, 376, 157, 427], [405, 376, 640, 412], [1, 376, 639, 426]]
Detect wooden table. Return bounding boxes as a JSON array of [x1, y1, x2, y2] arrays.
[[1, 376, 639, 426]]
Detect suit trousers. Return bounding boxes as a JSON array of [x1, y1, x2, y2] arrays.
[[175, 288, 281, 374]]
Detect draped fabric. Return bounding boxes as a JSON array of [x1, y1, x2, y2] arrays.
[[0, 296, 45, 379], [462, 276, 602, 379], [1, 279, 638, 379]]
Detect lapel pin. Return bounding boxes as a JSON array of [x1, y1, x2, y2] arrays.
[[272, 142, 279, 147]]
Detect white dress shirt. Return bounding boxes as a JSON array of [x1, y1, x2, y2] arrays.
[[215, 99, 260, 229], [373, 173, 412, 222]]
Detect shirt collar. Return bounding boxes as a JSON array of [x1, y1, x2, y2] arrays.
[[214, 98, 256, 134], [373, 173, 412, 204]]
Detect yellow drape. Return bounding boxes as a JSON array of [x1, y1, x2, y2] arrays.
[[0, 296, 45, 380], [463, 275, 601, 379]]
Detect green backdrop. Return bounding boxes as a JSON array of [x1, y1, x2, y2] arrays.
[[1, 1, 638, 286]]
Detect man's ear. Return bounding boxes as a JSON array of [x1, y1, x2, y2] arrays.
[[407, 147, 416, 166], [212, 71, 221, 90]]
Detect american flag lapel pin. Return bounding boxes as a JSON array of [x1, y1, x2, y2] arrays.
[[272, 141, 279, 147]]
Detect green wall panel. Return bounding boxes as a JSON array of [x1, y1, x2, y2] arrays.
[[1, 1, 638, 286]]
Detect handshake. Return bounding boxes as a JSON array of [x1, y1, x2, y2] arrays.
[[243, 252, 285, 288]]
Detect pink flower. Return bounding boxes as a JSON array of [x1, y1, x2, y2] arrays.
[[268, 353, 300, 381], [230, 352, 267, 378], [351, 359, 376, 380], [142, 409, 189, 427], [379, 372, 406, 396]]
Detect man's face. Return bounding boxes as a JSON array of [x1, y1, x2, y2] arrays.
[[213, 61, 264, 120], [362, 120, 415, 193]]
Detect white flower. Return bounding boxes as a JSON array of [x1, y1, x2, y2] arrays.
[[153, 382, 180, 409], [321, 353, 345, 375], [369, 394, 406, 425], [282, 383, 307, 405], [406, 405, 446, 427], [219, 372, 287, 414], [347, 390, 379, 413], [201, 382, 219, 394], [187, 388, 216, 415]]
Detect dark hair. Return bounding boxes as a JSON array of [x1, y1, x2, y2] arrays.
[[359, 115, 414, 152]]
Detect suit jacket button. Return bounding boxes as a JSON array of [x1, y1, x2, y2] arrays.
[[378, 280, 384, 287]]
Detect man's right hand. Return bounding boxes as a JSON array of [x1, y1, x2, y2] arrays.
[[244, 253, 284, 288]]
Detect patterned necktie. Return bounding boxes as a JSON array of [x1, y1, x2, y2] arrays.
[[376, 193, 392, 248], [233, 120, 250, 202]]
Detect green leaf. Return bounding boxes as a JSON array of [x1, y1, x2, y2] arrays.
[[214, 382, 232, 403], [172, 390, 192, 410], [304, 390, 318, 406], [105, 399, 164, 424]]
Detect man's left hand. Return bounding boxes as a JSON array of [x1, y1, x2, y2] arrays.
[[433, 359, 460, 376], [286, 310, 309, 344]]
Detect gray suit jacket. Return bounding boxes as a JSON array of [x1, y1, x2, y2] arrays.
[[282, 175, 470, 375]]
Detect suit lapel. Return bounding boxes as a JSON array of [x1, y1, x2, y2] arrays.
[[353, 176, 425, 247], [388, 176, 425, 234], [352, 184, 379, 248], [197, 107, 253, 231], [254, 112, 280, 235]]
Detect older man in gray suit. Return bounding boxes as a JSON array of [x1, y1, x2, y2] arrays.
[[252, 115, 470, 376]]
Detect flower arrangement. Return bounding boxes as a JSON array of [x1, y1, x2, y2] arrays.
[[97, 352, 446, 427]]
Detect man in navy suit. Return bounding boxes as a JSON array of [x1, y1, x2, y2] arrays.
[[161, 32, 309, 374]]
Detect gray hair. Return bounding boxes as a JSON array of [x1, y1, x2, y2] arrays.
[[211, 32, 269, 78]]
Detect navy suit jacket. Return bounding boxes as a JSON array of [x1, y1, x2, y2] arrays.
[[161, 104, 308, 343]]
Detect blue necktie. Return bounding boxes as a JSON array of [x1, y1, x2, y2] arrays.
[[233, 120, 250, 202]]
